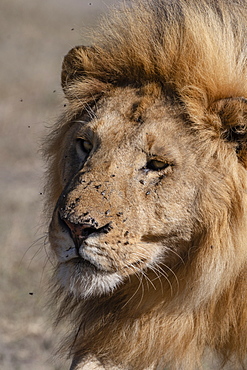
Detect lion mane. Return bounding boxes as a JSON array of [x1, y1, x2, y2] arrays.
[[45, 0, 247, 369]]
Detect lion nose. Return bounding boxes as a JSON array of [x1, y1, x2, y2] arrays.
[[64, 219, 97, 240], [59, 212, 112, 246]]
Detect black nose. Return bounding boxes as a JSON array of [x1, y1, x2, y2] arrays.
[[64, 219, 97, 239], [59, 213, 112, 246]]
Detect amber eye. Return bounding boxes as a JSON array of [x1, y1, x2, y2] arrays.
[[76, 139, 93, 156], [147, 159, 170, 171]]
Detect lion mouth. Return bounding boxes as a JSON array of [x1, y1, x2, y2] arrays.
[[71, 256, 98, 270], [61, 248, 104, 275], [63, 244, 109, 273]]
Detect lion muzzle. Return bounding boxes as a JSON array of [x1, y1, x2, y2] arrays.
[[59, 209, 112, 245]]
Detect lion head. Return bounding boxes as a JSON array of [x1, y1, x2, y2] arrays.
[[45, 1, 247, 369]]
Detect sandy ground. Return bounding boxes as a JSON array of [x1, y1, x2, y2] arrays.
[[0, 1, 116, 369]]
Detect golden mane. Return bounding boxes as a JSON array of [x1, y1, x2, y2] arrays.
[[45, 1, 247, 369], [63, 0, 247, 105]]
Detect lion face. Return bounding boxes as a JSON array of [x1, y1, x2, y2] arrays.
[[49, 86, 205, 298]]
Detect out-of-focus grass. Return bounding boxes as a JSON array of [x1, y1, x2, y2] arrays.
[[0, 1, 116, 369]]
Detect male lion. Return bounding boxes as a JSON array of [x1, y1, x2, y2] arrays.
[[45, 0, 247, 369]]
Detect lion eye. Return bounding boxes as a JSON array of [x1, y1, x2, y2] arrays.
[[147, 159, 169, 171], [76, 139, 93, 155]]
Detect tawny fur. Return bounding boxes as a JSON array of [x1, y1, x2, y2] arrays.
[[44, 1, 247, 369]]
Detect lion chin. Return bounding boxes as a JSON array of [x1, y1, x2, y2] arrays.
[[45, 0, 247, 369], [56, 262, 123, 299]]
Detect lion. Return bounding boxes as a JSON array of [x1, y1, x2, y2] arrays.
[[44, 0, 247, 369]]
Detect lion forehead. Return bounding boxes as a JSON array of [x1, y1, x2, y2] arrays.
[[75, 87, 189, 153]]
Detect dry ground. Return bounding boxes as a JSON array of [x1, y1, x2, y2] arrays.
[[0, 1, 116, 369]]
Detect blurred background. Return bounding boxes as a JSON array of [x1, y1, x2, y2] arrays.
[[0, 1, 116, 369]]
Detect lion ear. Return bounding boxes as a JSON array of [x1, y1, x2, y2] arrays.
[[61, 45, 95, 92], [210, 97, 247, 167]]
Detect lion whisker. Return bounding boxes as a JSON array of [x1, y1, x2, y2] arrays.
[[21, 234, 48, 263], [134, 271, 145, 309], [121, 265, 144, 308], [164, 246, 185, 265], [158, 262, 180, 291], [150, 264, 174, 296], [139, 269, 157, 291]]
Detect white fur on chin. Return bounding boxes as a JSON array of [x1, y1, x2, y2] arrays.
[[56, 262, 123, 298]]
